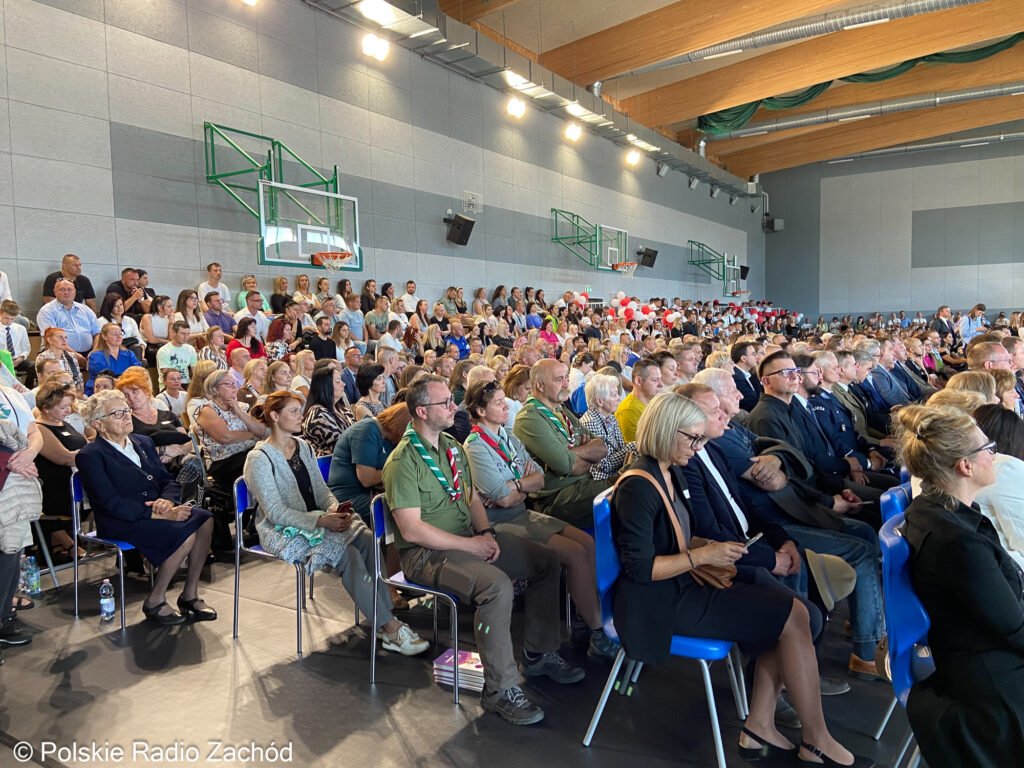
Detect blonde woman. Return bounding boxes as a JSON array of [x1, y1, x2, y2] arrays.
[[292, 274, 319, 310], [270, 276, 290, 315], [184, 360, 219, 428], [291, 350, 316, 399], [424, 323, 445, 357]]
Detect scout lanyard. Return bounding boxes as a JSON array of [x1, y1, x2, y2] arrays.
[[525, 396, 574, 444], [467, 425, 522, 479], [404, 424, 462, 502]]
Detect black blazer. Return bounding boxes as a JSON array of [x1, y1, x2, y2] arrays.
[[75, 435, 180, 536], [733, 368, 761, 413], [612, 455, 694, 666]]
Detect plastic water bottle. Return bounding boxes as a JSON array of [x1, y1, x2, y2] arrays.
[[25, 557, 41, 595], [19, 555, 29, 594], [99, 579, 115, 622]]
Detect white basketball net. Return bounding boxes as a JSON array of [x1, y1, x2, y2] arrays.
[[318, 253, 353, 273], [614, 262, 638, 279]]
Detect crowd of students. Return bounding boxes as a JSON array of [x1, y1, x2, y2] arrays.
[[2, 256, 1022, 765]]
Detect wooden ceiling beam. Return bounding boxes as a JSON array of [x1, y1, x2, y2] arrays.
[[620, 0, 1023, 128], [745, 42, 1024, 125], [721, 94, 1024, 178], [538, 0, 851, 86], [438, 0, 525, 25]]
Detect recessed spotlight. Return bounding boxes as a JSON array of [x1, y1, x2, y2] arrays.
[[626, 150, 641, 166], [709, 186, 720, 199], [565, 123, 582, 141], [506, 97, 526, 119], [359, 0, 392, 24], [240, 0, 258, 6], [361, 33, 389, 61]]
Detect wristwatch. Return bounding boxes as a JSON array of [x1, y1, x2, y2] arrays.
[[513, 478, 523, 493], [476, 527, 497, 539]]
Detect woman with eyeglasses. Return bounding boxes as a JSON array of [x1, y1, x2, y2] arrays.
[[614, 392, 861, 767], [896, 404, 1024, 768], [76, 389, 216, 626], [462, 380, 619, 660], [85, 323, 142, 396]]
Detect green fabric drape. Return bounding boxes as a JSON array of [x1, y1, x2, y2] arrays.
[[698, 32, 1024, 134]]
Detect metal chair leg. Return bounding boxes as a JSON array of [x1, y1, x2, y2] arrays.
[[583, 649, 626, 746], [432, 600, 439, 645], [874, 695, 898, 740], [370, 567, 379, 685], [890, 729, 914, 768], [33, 519, 61, 590], [448, 596, 459, 706], [233, 536, 242, 639], [294, 564, 304, 657], [73, 538, 80, 618], [907, 746, 921, 768], [631, 660, 643, 683], [725, 652, 745, 720], [698, 659, 728, 768], [730, 646, 749, 718], [116, 549, 127, 632], [308, 570, 315, 599], [564, 573, 572, 631]]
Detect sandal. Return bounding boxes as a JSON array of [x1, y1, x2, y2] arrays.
[[176, 595, 218, 622], [142, 601, 185, 626], [799, 742, 875, 767], [12, 596, 34, 611], [739, 727, 795, 762]]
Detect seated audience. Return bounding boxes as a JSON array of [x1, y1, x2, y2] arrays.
[[42, 254, 96, 311], [36, 278, 103, 356], [353, 362, 387, 421], [195, 369, 267, 501], [184, 360, 218, 428], [173, 289, 209, 343], [265, 317, 296, 362], [245, 390, 428, 654], [234, 276, 271, 312], [897, 404, 1024, 768], [198, 326, 228, 370], [155, 368, 187, 418], [37, 327, 84, 392], [202, 291, 238, 336], [86, 323, 142, 395], [261, 361, 294, 403], [615, 359, 664, 442], [613, 392, 862, 766], [227, 317, 267, 361], [290, 350, 315, 399], [140, 295, 175, 366], [155, 321, 197, 386], [462, 380, 618, 660], [971, 403, 1024, 570], [580, 373, 634, 481], [98, 292, 143, 361], [300, 366, 354, 457], [77, 390, 215, 626], [197, 262, 230, 310], [238, 358, 267, 409]]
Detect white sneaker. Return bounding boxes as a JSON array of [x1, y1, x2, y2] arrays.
[[378, 623, 430, 656]]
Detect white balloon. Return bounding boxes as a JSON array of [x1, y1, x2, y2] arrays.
[[628, 301, 638, 311], [610, 297, 621, 308], [618, 306, 627, 318], [616, 291, 626, 300]]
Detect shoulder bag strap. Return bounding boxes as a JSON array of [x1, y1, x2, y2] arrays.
[[614, 468, 689, 556]]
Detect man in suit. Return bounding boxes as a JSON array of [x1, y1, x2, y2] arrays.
[[830, 350, 888, 444], [341, 345, 362, 405], [889, 338, 932, 400], [929, 304, 957, 340], [864, 338, 912, 408], [731, 339, 762, 412], [1002, 336, 1024, 416], [901, 337, 938, 395], [686, 367, 886, 681]]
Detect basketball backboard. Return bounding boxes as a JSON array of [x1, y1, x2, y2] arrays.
[[257, 180, 361, 271]]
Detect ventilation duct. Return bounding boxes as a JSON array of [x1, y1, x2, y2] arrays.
[[606, 0, 986, 80], [828, 129, 1024, 162]]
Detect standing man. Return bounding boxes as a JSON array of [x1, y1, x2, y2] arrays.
[[235, 291, 270, 341], [513, 360, 609, 527], [43, 254, 96, 312], [104, 267, 151, 317], [731, 340, 763, 412], [198, 262, 231, 311], [384, 375, 583, 725], [397, 280, 420, 315], [614, 359, 663, 443], [36, 279, 103, 355], [202, 292, 238, 336]]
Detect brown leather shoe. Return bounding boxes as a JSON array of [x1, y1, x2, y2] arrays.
[[848, 653, 885, 681]]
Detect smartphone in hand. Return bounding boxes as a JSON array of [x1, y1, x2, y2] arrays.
[[744, 532, 764, 548]]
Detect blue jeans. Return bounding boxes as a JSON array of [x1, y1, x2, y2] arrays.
[[781, 519, 884, 649]]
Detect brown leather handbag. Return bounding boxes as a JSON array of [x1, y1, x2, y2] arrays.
[[615, 469, 735, 589]]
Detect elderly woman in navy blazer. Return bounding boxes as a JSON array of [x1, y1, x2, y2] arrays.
[[76, 389, 216, 626]]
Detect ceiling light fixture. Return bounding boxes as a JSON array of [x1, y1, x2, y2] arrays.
[[240, 0, 258, 6], [506, 97, 526, 119], [361, 33, 389, 61], [703, 49, 743, 61], [710, 186, 720, 199], [828, 158, 855, 164], [959, 141, 990, 148], [838, 114, 872, 123], [626, 150, 641, 166], [564, 123, 582, 141], [688, 176, 700, 190], [359, 0, 393, 25], [842, 18, 890, 31]]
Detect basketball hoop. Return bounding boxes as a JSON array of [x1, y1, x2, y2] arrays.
[[612, 262, 638, 279], [731, 290, 752, 297], [312, 251, 353, 272]]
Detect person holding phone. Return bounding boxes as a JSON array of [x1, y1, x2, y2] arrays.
[[242, 390, 428, 656]]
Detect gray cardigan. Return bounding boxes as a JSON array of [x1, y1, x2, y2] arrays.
[[243, 438, 357, 558]]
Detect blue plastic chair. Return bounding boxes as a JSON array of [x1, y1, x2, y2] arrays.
[[875, 512, 933, 768], [568, 385, 588, 417], [317, 455, 331, 482], [369, 494, 460, 704], [899, 466, 911, 484], [232, 477, 313, 657], [880, 481, 912, 523], [582, 489, 747, 768], [71, 470, 151, 631]]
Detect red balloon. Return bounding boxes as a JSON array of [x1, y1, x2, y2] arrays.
[[607, 307, 616, 317], [641, 305, 652, 315], [580, 292, 589, 301], [624, 308, 635, 321]]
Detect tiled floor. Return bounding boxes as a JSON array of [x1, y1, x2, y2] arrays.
[[0, 557, 917, 767]]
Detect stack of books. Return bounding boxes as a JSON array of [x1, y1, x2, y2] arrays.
[[433, 649, 485, 692]]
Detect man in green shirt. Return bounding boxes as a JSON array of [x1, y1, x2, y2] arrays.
[[383, 375, 583, 726], [513, 359, 611, 527]]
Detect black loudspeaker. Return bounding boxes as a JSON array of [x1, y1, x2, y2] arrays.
[[443, 213, 475, 245], [739, 265, 750, 280], [638, 247, 658, 267]]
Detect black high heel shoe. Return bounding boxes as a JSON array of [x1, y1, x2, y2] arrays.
[[739, 727, 797, 762], [177, 596, 218, 621], [799, 742, 875, 767]]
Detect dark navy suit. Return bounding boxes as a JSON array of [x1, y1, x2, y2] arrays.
[[733, 368, 762, 413], [340, 366, 359, 406]]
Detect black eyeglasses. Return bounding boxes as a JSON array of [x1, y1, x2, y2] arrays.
[[422, 396, 455, 409], [964, 440, 997, 460], [763, 368, 800, 379], [677, 429, 709, 449]]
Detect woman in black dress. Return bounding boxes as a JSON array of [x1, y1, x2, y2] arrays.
[[33, 381, 87, 558], [896, 404, 1024, 768], [77, 390, 216, 626], [613, 392, 862, 767]]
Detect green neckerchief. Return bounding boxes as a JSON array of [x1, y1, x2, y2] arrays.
[[404, 424, 462, 501], [525, 396, 574, 444]]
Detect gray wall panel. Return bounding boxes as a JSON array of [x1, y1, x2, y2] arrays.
[[113, 171, 198, 229], [105, 0, 187, 47], [186, 7, 258, 72]]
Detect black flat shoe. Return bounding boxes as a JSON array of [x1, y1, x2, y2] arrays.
[[177, 596, 217, 621], [739, 727, 796, 762], [142, 601, 185, 626], [799, 742, 875, 767]]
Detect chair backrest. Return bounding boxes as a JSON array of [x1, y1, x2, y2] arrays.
[[592, 488, 621, 625], [233, 476, 249, 522], [317, 455, 331, 482], [880, 486, 907, 523], [879, 512, 932, 706], [568, 386, 588, 417], [900, 466, 911, 484], [70, 470, 83, 534]]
